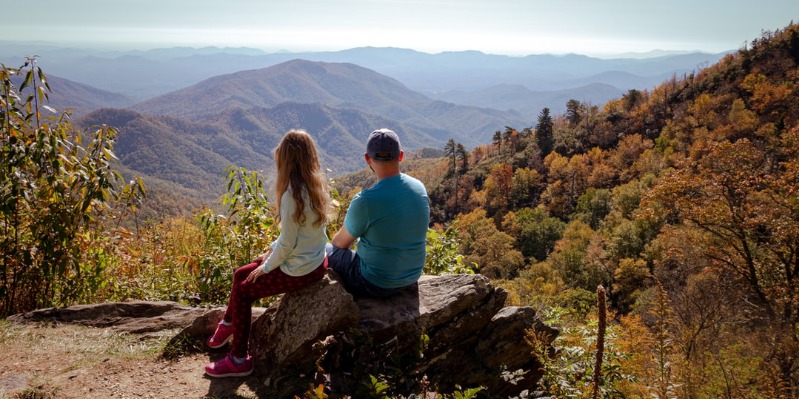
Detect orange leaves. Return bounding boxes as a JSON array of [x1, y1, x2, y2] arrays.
[[650, 139, 767, 231], [645, 126, 799, 329], [484, 163, 514, 213], [687, 93, 722, 130], [742, 72, 793, 115]]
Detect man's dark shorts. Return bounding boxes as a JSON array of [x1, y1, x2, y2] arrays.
[[325, 243, 405, 297]]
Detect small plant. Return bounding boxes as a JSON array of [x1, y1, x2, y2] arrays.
[[444, 385, 485, 399], [15, 382, 60, 399], [425, 227, 475, 275], [649, 280, 678, 399], [364, 374, 391, 399], [297, 382, 329, 399], [528, 303, 636, 398], [189, 166, 276, 304]]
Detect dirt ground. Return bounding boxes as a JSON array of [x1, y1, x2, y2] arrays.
[[0, 320, 273, 399]]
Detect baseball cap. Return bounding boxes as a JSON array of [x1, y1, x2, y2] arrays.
[[366, 128, 401, 161]]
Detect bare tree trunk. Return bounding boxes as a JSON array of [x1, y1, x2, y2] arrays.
[[593, 285, 607, 399]]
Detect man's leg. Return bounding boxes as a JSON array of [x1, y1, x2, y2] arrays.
[[325, 243, 372, 297]]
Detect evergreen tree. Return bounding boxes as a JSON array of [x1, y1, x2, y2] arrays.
[[456, 143, 468, 172], [502, 126, 514, 152], [535, 108, 554, 158], [443, 138, 466, 216], [566, 99, 583, 125], [443, 138, 457, 176], [492, 130, 502, 155]]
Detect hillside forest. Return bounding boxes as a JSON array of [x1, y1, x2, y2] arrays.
[[3, 22, 799, 399]]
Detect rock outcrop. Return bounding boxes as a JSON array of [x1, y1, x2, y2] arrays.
[[7, 300, 226, 334], [183, 271, 558, 397], [9, 271, 558, 397], [248, 272, 360, 367]]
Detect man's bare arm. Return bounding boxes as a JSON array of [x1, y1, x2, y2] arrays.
[[331, 225, 357, 249]]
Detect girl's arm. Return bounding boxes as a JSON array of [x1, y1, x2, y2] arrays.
[[260, 191, 300, 272], [252, 247, 273, 264]]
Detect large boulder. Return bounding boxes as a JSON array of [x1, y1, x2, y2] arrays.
[[352, 274, 557, 396], [248, 272, 360, 367], [230, 271, 558, 397], [357, 274, 506, 353]]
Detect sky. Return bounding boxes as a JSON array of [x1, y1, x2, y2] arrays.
[[2, 0, 797, 57]]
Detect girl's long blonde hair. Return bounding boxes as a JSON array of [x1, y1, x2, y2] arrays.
[[274, 129, 329, 228]]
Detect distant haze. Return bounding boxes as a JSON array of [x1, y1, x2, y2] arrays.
[[0, 45, 725, 115], [0, 0, 795, 57]]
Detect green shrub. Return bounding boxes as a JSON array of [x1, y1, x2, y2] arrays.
[[0, 59, 143, 316]]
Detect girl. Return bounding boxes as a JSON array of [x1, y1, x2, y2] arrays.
[[204, 129, 330, 378]]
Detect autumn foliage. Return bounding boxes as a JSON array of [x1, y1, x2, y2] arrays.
[[421, 22, 799, 398]]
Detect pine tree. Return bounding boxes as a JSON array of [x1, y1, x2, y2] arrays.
[[443, 138, 457, 176], [535, 108, 554, 158], [492, 130, 502, 155], [455, 143, 468, 172], [566, 99, 582, 125]]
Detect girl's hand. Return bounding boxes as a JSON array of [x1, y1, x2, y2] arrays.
[[246, 266, 267, 283], [247, 248, 273, 282]]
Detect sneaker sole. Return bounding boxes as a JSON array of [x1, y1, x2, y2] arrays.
[[204, 369, 253, 378], [207, 334, 232, 349]]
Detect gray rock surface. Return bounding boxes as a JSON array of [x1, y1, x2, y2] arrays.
[[8, 300, 210, 334], [248, 272, 360, 367]]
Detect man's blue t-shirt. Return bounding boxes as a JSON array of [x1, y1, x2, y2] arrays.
[[343, 173, 429, 288]]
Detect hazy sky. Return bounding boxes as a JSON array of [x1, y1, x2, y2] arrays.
[[2, 0, 797, 56]]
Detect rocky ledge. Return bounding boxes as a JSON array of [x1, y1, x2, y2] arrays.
[[10, 271, 557, 397]]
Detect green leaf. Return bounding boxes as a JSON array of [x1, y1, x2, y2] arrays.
[[19, 68, 33, 92]]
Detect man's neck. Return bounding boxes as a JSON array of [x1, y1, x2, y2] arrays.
[[373, 163, 401, 181], [375, 170, 400, 181]]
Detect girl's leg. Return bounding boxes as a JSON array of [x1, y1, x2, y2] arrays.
[[227, 259, 328, 358], [223, 261, 261, 324], [207, 261, 259, 349]]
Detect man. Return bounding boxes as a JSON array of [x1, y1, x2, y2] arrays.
[[327, 128, 430, 297]]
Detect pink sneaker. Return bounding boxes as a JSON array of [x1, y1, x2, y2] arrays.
[[207, 321, 234, 349], [204, 354, 253, 378]]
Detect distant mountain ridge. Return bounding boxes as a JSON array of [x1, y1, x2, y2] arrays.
[[68, 59, 537, 205], [130, 59, 524, 147], [430, 82, 624, 116], [8, 74, 134, 119], [0, 43, 727, 114], [130, 60, 432, 119]]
